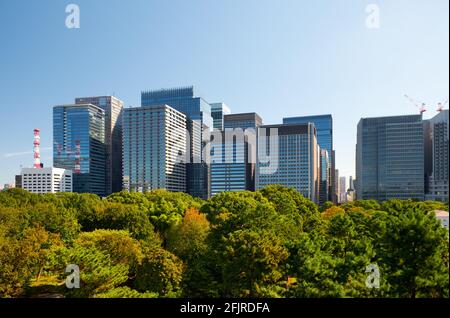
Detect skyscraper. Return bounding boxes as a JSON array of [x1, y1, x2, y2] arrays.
[[210, 102, 231, 130], [334, 169, 339, 203], [122, 105, 187, 193], [318, 149, 330, 205], [425, 110, 449, 202], [356, 114, 425, 201], [141, 87, 213, 199], [53, 104, 107, 197], [339, 176, 347, 203], [75, 96, 124, 195], [283, 115, 335, 202], [256, 123, 319, 203], [210, 113, 262, 195]]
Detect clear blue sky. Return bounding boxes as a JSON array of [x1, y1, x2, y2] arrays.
[[0, 0, 448, 187]]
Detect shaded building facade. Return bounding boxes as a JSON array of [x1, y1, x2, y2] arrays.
[[356, 114, 425, 201], [75, 96, 124, 195], [283, 115, 335, 202], [256, 123, 319, 203]]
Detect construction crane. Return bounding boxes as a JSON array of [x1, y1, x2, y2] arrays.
[[437, 99, 448, 112], [404, 94, 427, 114]]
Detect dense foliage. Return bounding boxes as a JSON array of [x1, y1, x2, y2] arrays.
[[0, 186, 448, 298]]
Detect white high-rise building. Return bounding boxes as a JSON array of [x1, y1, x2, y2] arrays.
[[21, 167, 72, 194], [339, 176, 347, 203], [122, 105, 187, 193]]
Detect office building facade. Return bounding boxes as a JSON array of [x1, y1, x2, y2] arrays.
[[256, 123, 318, 202], [339, 176, 347, 203], [75, 96, 124, 195], [224, 113, 263, 130], [141, 87, 213, 199], [425, 110, 449, 202], [21, 167, 72, 194], [210, 102, 231, 130], [356, 114, 425, 201], [122, 105, 187, 193], [283, 115, 335, 202], [210, 113, 261, 195], [53, 104, 107, 197], [319, 149, 330, 204]]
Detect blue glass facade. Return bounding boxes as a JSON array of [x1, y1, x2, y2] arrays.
[[356, 114, 425, 201], [53, 104, 106, 197]]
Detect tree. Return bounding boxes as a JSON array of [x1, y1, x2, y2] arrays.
[[219, 229, 289, 297], [134, 247, 184, 297], [166, 208, 216, 297], [74, 230, 143, 277], [373, 203, 449, 298], [258, 185, 322, 233], [166, 208, 210, 261], [76, 202, 160, 243], [0, 226, 63, 297]]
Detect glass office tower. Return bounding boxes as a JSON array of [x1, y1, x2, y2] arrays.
[[319, 149, 330, 205], [122, 105, 187, 193], [256, 123, 319, 203], [283, 115, 335, 202], [53, 104, 106, 197], [210, 102, 231, 130], [75, 96, 124, 195], [356, 114, 425, 201], [210, 113, 262, 195], [141, 87, 213, 199]]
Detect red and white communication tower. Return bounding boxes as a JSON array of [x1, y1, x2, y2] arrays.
[[33, 129, 41, 168], [74, 140, 81, 174]]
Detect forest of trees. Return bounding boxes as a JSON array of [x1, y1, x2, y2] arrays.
[[0, 185, 448, 298]]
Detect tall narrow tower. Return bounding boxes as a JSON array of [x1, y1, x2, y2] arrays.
[[33, 129, 41, 168]]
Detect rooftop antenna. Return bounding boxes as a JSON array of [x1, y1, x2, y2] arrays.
[[33, 129, 41, 168], [404, 94, 427, 114], [437, 99, 448, 112]]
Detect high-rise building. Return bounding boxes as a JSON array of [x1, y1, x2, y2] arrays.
[[210, 113, 262, 196], [21, 167, 72, 194], [75, 96, 124, 195], [122, 105, 187, 193], [210, 103, 231, 130], [256, 123, 319, 203], [224, 113, 263, 130], [141, 87, 213, 199], [356, 114, 425, 201], [283, 115, 335, 202], [425, 110, 449, 202], [318, 149, 330, 204], [339, 176, 347, 203], [53, 104, 107, 197], [334, 169, 339, 203]]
